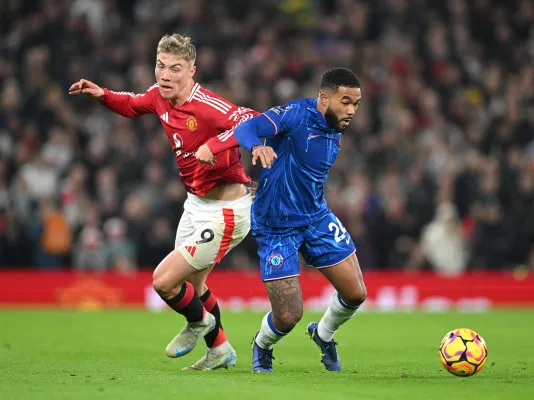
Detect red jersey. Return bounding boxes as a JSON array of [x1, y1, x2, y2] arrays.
[[101, 82, 258, 196]]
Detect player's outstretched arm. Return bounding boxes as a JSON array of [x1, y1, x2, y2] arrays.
[[69, 79, 104, 99], [69, 79, 156, 118]]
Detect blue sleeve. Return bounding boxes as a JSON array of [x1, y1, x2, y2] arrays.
[[262, 104, 297, 134], [233, 114, 276, 151], [233, 104, 297, 151]]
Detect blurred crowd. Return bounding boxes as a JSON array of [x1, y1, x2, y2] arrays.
[[1, 0, 533, 274]]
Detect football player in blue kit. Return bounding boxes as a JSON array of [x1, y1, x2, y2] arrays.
[[195, 67, 366, 372]]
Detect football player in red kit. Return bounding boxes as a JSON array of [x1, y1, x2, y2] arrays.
[[69, 34, 257, 370]]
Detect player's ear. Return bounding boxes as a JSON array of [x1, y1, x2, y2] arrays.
[[319, 90, 330, 107], [189, 65, 196, 77]]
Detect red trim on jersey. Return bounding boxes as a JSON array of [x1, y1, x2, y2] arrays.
[[214, 209, 235, 264], [176, 281, 195, 309], [263, 114, 278, 135]]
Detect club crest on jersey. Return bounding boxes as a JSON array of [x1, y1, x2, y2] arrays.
[[268, 253, 284, 268], [186, 116, 198, 131]]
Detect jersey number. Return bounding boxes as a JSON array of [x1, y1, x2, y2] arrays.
[[196, 229, 215, 245], [328, 218, 350, 244]]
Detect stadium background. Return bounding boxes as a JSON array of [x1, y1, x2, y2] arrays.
[[1, 0, 533, 310]]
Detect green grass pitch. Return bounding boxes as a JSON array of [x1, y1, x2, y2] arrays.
[[1, 309, 533, 399]]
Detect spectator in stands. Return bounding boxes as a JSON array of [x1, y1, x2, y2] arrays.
[[420, 202, 469, 276], [0, 0, 532, 271], [73, 227, 107, 271], [103, 217, 136, 273], [30, 196, 72, 269]]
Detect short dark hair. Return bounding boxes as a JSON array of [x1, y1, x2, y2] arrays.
[[320, 67, 360, 91]]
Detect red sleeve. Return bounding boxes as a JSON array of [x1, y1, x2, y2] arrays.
[[100, 84, 157, 117], [205, 106, 259, 155]]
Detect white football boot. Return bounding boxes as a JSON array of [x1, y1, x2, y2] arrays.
[[165, 312, 216, 358], [182, 342, 237, 371]]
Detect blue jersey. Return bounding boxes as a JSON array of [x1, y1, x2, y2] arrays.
[[231, 98, 356, 280], [251, 98, 342, 228]]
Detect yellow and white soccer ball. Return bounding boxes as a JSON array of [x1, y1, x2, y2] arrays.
[[438, 328, 488, 377]]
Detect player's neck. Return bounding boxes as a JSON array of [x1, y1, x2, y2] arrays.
[[170, 79, 196, 106]]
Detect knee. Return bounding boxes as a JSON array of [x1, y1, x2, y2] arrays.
[[152, 272, 174, 299], [272, 310, 303, 333], [340, 284, 367, 308]]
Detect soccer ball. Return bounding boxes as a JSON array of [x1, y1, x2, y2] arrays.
[[438, 328, 488, 377]]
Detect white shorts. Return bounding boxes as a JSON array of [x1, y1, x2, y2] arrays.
[[175, 192, 252, 270]]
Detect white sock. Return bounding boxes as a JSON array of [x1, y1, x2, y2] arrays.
[[317, 292, 359, 342], [254, 311, 287, 350]]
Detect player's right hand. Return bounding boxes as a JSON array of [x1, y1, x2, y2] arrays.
[[68, 79, 105, 99], [195, 143, 216, 166], [252, 145, 277, 169]]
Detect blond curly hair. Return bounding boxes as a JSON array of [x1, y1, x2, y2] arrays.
[[157, 34, 196, 65]]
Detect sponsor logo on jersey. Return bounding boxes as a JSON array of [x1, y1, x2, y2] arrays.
[[268, 253, 284, 268], [186, 116, 198, 131], [269, 105, 293, 115], [172, 133, 194, 159], [173, 133, 183, 150]]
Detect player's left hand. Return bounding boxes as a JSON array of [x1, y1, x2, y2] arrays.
[[195, 144, 216, 166], [252, 145, 277, 168]]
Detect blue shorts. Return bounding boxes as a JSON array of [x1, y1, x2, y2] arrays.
[[252, 211, 356, 281]]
